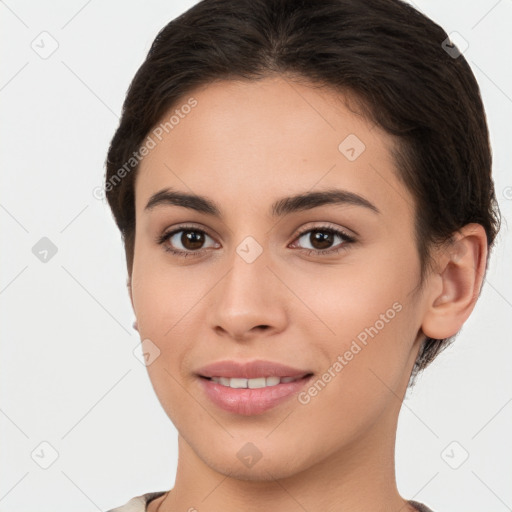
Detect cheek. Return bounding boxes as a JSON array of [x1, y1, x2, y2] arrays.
[[292, 244, 420, 395], [130, 254, 210, 402], [293, 281, 418, 441], [130, 243, 204, 335], [131, 259, 201, 422], [292, 242, 418, 336]]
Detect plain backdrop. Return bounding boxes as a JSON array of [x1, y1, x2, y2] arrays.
[[1, 1, 511, 511]]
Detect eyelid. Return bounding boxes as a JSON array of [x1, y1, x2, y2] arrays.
[[157, 221, 214, 238], [292, 221, 357, 240]]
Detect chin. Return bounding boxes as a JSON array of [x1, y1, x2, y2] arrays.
[[194, 435, 319, 482]]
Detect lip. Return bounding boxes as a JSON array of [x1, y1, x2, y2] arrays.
[[198, 374, 314, 416], [195, 359, 312, 379]]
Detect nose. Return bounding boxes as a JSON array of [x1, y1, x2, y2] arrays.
[[206, 245, 288, 342]]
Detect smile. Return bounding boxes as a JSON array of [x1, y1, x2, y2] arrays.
[[198, 374, 314, 415]]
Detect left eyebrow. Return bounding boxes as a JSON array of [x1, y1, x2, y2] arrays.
[[144, 187, 380, 217], [271, 188, 380, 217]]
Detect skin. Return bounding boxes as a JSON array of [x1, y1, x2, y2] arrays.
[[127, 75, 487, 512]]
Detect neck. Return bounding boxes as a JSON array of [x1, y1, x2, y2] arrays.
[[155, 406, 413, 512]]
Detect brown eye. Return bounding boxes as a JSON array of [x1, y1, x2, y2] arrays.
[[157, 227, 218, 257], [306, 230, 335, 250], [294, 226, 354, 253], [180, 230, 205, 250]]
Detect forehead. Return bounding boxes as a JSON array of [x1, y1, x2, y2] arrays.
[[135, 76, 413, 220]]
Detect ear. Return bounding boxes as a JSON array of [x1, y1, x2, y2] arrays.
[[127, 275, 139, 332], [421, 223, 488, 340]]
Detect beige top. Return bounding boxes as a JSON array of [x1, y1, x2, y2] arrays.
[[106, 491, 435, 511]]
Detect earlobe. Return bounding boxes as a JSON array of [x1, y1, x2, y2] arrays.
[[421, 224, 488, 340]]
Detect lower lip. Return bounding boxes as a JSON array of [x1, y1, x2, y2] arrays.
[[198, 375, 313, 416]]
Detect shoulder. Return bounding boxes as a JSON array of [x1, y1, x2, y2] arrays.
[[105, 491, 167, 512]]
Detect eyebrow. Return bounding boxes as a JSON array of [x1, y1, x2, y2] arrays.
[[144, 187, 380, 217]]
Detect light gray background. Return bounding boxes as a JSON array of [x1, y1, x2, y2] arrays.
[[1, 1, 511, 511]]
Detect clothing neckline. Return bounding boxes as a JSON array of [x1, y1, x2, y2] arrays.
[[143, 491, 434, 512]]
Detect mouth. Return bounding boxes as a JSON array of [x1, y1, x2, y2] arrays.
[[197, 373, 315, 416]]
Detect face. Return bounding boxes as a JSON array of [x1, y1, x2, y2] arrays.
[[130, 75, 429, 480]]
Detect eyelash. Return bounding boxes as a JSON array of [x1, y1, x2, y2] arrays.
[[156, 223, 356, 258]]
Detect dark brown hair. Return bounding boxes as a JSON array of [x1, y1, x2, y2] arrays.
[[104, 0, 500, 377]]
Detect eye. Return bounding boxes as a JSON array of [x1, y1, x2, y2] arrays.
[[156, 224, 219, 258], [156, 223, 356, 258], [290, 224, 356, 256]]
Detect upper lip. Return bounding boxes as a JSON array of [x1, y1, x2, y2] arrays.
[[196, 359, 313, 379]]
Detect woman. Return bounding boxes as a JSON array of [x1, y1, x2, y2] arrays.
[[104, 0, 500, 510]]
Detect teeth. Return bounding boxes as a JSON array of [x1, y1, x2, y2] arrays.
[[210, 376, 303, 388]]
